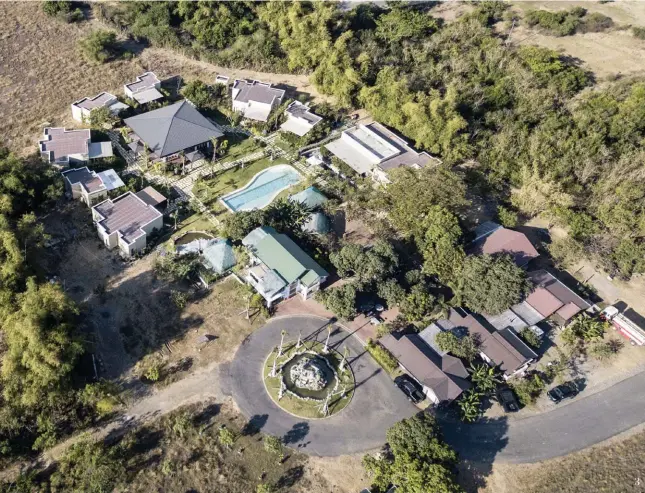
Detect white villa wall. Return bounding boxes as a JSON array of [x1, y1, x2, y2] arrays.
[[71, 105, 88, 123]]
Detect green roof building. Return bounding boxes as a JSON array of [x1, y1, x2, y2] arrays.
[[242, 226, 328, 306]]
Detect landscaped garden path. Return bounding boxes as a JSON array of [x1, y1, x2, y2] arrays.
[[220, 315, 418, 456]]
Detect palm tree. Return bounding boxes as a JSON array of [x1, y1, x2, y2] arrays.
[[323, 324, 332, 353]]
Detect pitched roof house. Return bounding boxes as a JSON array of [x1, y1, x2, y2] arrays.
[[242, 226, 328, 307], [39, 127, 113, 166], [484, 270, 591, 332], [325, 122, 441, 183], [447, 308, 537, 379], [381, 331, 471, 403], [124, 72, 164, 104], [61, 167, 124, 206], [280, 101, 322, 137], [92, 188, 165, 256], [231, 79, 285, 122], [469, 222, 539, 268], [71, 92, 129, 122], [124, 100, 223, 161]]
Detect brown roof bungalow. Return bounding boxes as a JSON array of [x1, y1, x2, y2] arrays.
[[447, 308, 537, 379], [380, 331, 471, 403], [470, 221, 539, 268]]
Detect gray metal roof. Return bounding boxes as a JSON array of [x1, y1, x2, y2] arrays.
[[202, 239, 237, 274], [289, 186, 328, 209], [124, 100, 223, 158]]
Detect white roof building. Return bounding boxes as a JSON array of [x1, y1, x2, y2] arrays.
[[280, 101, 322, 137], [124, 72, 164, 104], [231, 79, 285, 122], [325, 122, 440, 183], [39, 128, 113, 165]]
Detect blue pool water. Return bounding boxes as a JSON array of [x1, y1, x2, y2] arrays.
[[221, 165, 302, 212]]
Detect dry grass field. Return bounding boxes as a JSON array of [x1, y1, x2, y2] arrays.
[[477, 427, 645, 493], [0, 2, 142, 153], [506, 1, 645, 80]]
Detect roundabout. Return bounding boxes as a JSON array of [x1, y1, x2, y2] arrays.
[[220, 315, 417, 456], [263, 339, 355, 419]]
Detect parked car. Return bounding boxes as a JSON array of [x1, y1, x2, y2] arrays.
[[497, 387, 520, 413], [394, 375, 425, 404], [547, 382, 579, 403]]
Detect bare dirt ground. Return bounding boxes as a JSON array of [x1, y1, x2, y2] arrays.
[[506, 2, 645, 80], [475, 424, 645, 493]]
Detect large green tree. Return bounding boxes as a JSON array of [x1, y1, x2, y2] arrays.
[[363, 414, 462, 493], [458, 254, 531, 315]]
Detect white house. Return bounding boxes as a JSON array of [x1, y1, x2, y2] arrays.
[[242, 226, 328, 307], [39, 127, 113, 166], [325, 122, 440, 183], [71, 92, 129, 122], [92, 189, 165, 256], [124, 72, 163, 104], [231, 79, 285, 122], [61, 167, 125, 206], [280, 101, 322, 137]]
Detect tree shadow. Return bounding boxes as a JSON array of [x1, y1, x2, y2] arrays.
[[436, 414, 510, 492], [192, 402, 220, 427], [282, 422, 310, 445], [275, 465, 304, 489], [241, 414, 269, 436]]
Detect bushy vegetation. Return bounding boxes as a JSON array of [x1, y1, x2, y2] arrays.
[[78, 29, 119, 64], [92, 1, 645, 280], [363, 414, 463, 493], [365, 340, 399, 375], [42, 0, 83, 23], [0, 150, 108, 461], [634, 27, 645, 40], [524, 7, 613, 36]]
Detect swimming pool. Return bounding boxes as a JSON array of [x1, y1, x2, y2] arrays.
[[220, 165, 302, 212]]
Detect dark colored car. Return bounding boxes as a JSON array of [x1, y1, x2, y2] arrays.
[[547, 382, 579, 403], [497, 387, 520, 413], [394, 375, 425, 404]]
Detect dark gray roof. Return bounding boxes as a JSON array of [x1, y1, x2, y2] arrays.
[[124, 101, 223, 158], [233, 80, 285, 104]]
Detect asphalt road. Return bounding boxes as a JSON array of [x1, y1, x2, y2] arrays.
[[220, 315, 418, 456], [441, 369, 645, 463]]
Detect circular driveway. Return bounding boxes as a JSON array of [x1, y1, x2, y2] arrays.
[[220, 315, 417, 456]]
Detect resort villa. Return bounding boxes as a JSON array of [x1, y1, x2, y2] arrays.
[[124, 100, 223, 164], [39, 127, 113, 166], [242, 226, 328, 307], [71, 92, 129, 122], [91, 188, 165, 256], [325, 122, 440, 183], [124, 72, 164, 104], [280, 101, 322, 137], [231, 79, 285, 122], [61, 167, 125, 206]]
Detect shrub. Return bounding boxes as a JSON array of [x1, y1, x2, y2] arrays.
[[579, 12, 613, 33], [170, 290, 189, 309], [497, 205, 518, 228], [634, 27, 645, 40], [511, 373, 545, 406], [78, 29, 118, 64], [519, 327, 541, 348], [366, 340, 399, 374], [525, 8, 585, 36], [42, 0, 71, 17], [590, 339, 623, 362], [436, 332, 480, 362]]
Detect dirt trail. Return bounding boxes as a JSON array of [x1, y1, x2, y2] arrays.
[[44, 360, 224, 463]]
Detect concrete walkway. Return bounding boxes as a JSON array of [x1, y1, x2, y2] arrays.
[[220, 315, 418, 456]]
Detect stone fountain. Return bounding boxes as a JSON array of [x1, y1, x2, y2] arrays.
[[289, 355, 328, 391]]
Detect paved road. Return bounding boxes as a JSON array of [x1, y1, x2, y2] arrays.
[[441, 369, 645, 463], [220, 315, 418, 456]]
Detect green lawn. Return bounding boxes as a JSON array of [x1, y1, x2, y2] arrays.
[[220, 133, 263, 164]]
